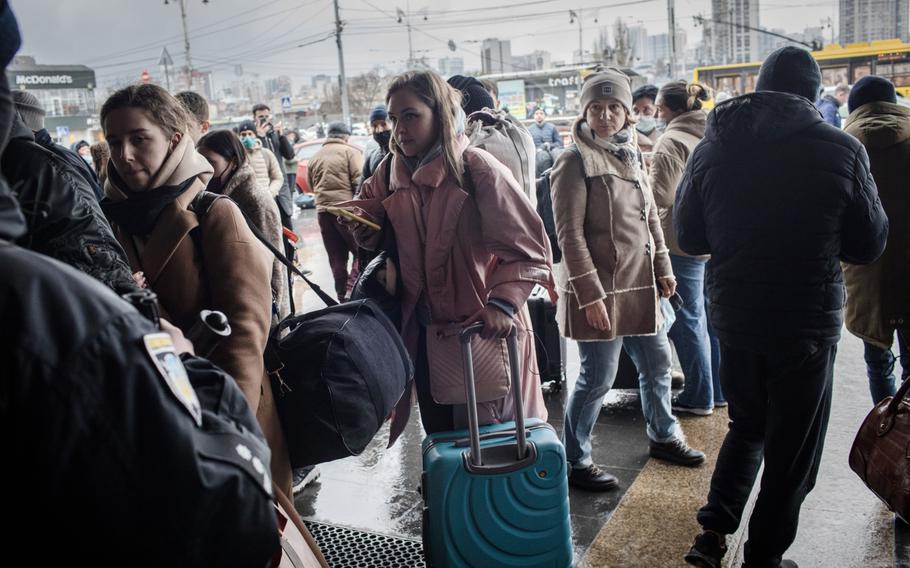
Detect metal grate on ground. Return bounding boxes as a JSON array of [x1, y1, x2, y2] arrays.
[[304, 521, 426, 568]]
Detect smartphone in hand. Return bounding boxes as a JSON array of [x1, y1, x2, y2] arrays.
[[323, 206, 381, 231]]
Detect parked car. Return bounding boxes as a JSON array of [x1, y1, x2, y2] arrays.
[[293, 136, 370, 194]]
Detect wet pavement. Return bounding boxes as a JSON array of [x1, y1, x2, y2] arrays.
[[287, 207, 905, 567]]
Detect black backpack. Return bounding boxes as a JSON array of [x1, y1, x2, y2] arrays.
[[536, 146, 590, 264], [191, 191, 413, 468]]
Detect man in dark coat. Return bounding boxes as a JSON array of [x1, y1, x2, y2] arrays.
[[1, 112, 138, 294], [815, 83, 849, 128], [675, 46, 889, 568], [13, 89, 105, 201], [843, 75, 910, 403]]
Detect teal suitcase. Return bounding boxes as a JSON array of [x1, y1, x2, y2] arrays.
[[420, 324, 573, 567]]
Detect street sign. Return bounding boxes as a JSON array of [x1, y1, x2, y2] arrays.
[[55, 126, 69, 140], [140, 70, 151, 84], [158, 47, 174, 67], [281, 96, 292, 112]]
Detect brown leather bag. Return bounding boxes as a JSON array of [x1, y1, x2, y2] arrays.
[[849, 375, 910, 522]]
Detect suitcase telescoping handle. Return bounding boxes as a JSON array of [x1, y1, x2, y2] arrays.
[[459, 323, 528, 467]]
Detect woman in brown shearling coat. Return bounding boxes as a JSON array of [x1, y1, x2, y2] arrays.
[[551, 69, 704, 493]]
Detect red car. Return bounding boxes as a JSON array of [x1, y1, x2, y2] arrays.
[[293, 136, 371, 194]]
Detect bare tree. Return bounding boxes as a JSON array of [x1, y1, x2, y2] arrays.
[[319, 69, 393, 119], [592, 27, 611, 63], [612, 18, 633, 67]]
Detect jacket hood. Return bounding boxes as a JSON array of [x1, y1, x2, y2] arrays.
[[705, 91, 823, 144], [9, 112, 34, 142], [844, 101, 910, 149], [665, 110, 706, 139]]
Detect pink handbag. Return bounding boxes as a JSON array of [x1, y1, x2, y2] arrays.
[[426, 322, 511, 404]]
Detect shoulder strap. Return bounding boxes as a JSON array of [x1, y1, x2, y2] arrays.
[[192, 191, 338, 308], [235, 203, 338, 308], [381, 153, 394, 190]]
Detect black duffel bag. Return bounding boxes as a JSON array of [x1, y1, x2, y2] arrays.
[[199, 190, 413, 468], [267, 298, 412, 468]]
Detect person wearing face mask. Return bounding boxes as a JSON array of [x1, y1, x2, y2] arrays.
[[98, 85, 293, 499], [362, 104, 392, 182], [237, 120, 285, 203], [647, 81, 721, 418], [197, 129, 289, 322], [73, 139, 93, 165], [551, 69, 706, 493], [632, 84, 661, 154], [341, 70, 555, 445]]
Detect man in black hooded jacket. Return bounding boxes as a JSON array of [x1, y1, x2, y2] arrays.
[[675, 46, 889, 568], [1, 112, 137, 294]]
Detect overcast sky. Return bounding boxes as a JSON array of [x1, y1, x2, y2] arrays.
[[11, 0, 839, 88]]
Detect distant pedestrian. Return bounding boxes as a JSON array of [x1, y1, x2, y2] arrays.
[[528, 107, 563, 149], [238, 120, 285, 208], [677, 47, 888, 568], [72, 139, 92, 165], [283, 129, 300, 192], [175, 90, 211, 143], [632, 84, 661, 154], [816, 83, 849, 128], [307, 121, 362, 301], [362, 104, 391, 181], [843, 75, 909, 404], [90, 140, 110, 187]]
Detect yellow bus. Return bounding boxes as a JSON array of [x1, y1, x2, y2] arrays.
[[693, 39, 910, 104]]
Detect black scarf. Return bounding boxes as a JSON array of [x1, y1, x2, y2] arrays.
[[101, 167, 196, 236]]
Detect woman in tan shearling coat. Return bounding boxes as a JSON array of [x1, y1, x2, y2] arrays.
[[551, 69, 704, 492], [99, 85, 294, 499]]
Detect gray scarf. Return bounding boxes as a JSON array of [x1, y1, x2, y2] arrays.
[[580, 122, 641, 169]]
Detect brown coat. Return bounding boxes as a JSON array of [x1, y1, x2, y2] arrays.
[[648, 110, 708, 258], [552, 119, 673, 341], [105, 136, 292, 493], [844, 102, 910, 348], [222, 162, 290, 320], [308, 138, 363, 209]]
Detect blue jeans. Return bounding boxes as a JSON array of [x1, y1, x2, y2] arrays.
[[705, 261, 724, 404], [669, 255, 714, 410], [563, 300, 682, 467], [864, 330, 909, 404]]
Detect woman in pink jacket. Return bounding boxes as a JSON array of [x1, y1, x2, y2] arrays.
[[343, 70, 554, 440]]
